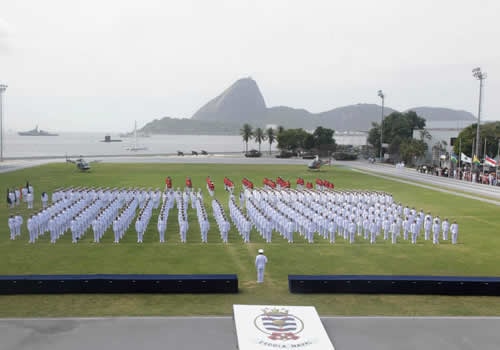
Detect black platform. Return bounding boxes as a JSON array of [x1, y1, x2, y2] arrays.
[[289, 275, 500, 295], [0, 274, 238, 294]]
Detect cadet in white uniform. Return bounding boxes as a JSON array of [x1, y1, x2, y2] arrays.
[[14, 213, 23, 237], [255, 249, 268, 283], [423, 217, 432, 241], [432, 218, 440, 244], [8, 215, 16, 240], [450, 221, 459, 244], [441, 218, 450, 241], [410, 220, 419, 244], [390, 219, 398, 244], [41, 192, 49, 209], [157, 214, 167, 243]]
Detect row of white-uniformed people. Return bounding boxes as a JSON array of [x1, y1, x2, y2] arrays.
[[157, 190, 175, 243], [92, 198, 122, 243], [22, 187, 161, 243], [134, 198, 154, 243], [194, 197, 210, 243], [16, 187, 459, 244], [51, 187, 162, 209], [69, 198, 102, 243], [244, 187, 394, 208], [7, 214, 23, 240], [7, 185, 35, 209], [228, 197, 252, 243], [244, 188, 459, 244], [245, 198, 274, 243], [211, 199, 230, 243], [112, 198, 138, 243], [175, 192, 189, 243]]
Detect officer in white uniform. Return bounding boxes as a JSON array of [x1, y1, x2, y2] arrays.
[[8, 215, 16, 240], [441, 218, 450, 241], [450, 221, 459, 244], [255, 249, 268, 283]]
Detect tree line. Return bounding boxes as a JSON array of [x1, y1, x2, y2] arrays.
[[239, 124, 337, 156], [367, 110, 429, 164]]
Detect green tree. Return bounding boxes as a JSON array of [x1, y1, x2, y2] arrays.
[[253, 127, 266, 153], [240, 123, 253, 153], [367, 121, 382, 156], [265, 127, 276, 155], [453, 121, 500, 158], [400, 138, 428, 165], [277, 128, 310, 151], [312, 126, 336, 155], [368, 111, 426, 160], [304, 134, 315, 150]]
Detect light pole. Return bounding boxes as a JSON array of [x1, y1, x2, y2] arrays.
[[378, 90, 385, 160], [472, 68, 486, 170], [0, 84, 7, 162]]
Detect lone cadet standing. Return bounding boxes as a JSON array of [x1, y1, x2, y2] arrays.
[[255, 249, 268, 283], [450, 221, 459, 244]]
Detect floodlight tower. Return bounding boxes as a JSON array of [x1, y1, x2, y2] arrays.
[[378, 90, 385, 160], [0, 84, 7, 162], [472, 67, 486, 169]]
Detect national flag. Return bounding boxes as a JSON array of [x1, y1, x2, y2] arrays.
[[450, 153, 458, 163], [485, 155, 497, 167], [460, 153, 471, 164], [473, 155, 480, 165]]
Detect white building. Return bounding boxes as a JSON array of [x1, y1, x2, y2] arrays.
[[413, 120, 474, 163], [334, 131, 368, 146]]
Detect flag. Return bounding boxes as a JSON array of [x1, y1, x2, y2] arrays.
[[485, 155, 497, 167], [450, 153, 458, 163], [460, 153, 471, 164], [473, 155, 480, 165]]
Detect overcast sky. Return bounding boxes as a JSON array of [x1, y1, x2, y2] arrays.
[[1, 0, 499, 132]]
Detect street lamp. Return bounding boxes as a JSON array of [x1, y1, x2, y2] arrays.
[[378, 90, 385, 161], [0, 84, 7, 162], [472, 67, 486, 170]]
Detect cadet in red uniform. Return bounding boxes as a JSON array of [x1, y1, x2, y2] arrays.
[[165, 176, 172, 190], [206, 177, 215, 197], [296, 177, 305, 189], [185, 177, 193, 192]]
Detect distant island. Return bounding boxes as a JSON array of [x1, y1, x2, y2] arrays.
[[132, 78, 477, 135]]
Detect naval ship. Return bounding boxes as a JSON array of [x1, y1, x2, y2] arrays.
[[18, 125, 59, 136]]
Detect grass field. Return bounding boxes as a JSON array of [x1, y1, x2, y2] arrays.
[[0, 161, 499, 317]]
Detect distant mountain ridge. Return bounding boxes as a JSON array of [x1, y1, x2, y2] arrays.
[[140, 78, 476, 134]]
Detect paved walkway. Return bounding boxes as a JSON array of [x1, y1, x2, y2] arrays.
[[1, 316, 499, 350]]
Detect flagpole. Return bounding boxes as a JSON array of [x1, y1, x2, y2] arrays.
[[497, 139, 500, 180], [483, 139, 487, 176], [472, 137, 475, 159], [471, 138, 475, 182], [458, 138, 461, 175]]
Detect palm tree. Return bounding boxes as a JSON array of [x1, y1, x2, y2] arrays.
[[240, 123, 253, 153], [277, 125, 285, 135], [419, 129, 431, 141], [266, 127, 275, 155], [254, 127, 266, 153]]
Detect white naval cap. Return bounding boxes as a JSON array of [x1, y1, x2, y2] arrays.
[[258, 249, 264, 254]]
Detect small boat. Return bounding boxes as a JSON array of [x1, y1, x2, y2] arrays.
[[125, 121, 148, 151], [18, 125, 58, 136]]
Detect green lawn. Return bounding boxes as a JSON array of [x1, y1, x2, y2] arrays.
[[0, 162, 499, 317]]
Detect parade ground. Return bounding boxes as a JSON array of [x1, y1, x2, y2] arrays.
[[0, 156, 499, 319]]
